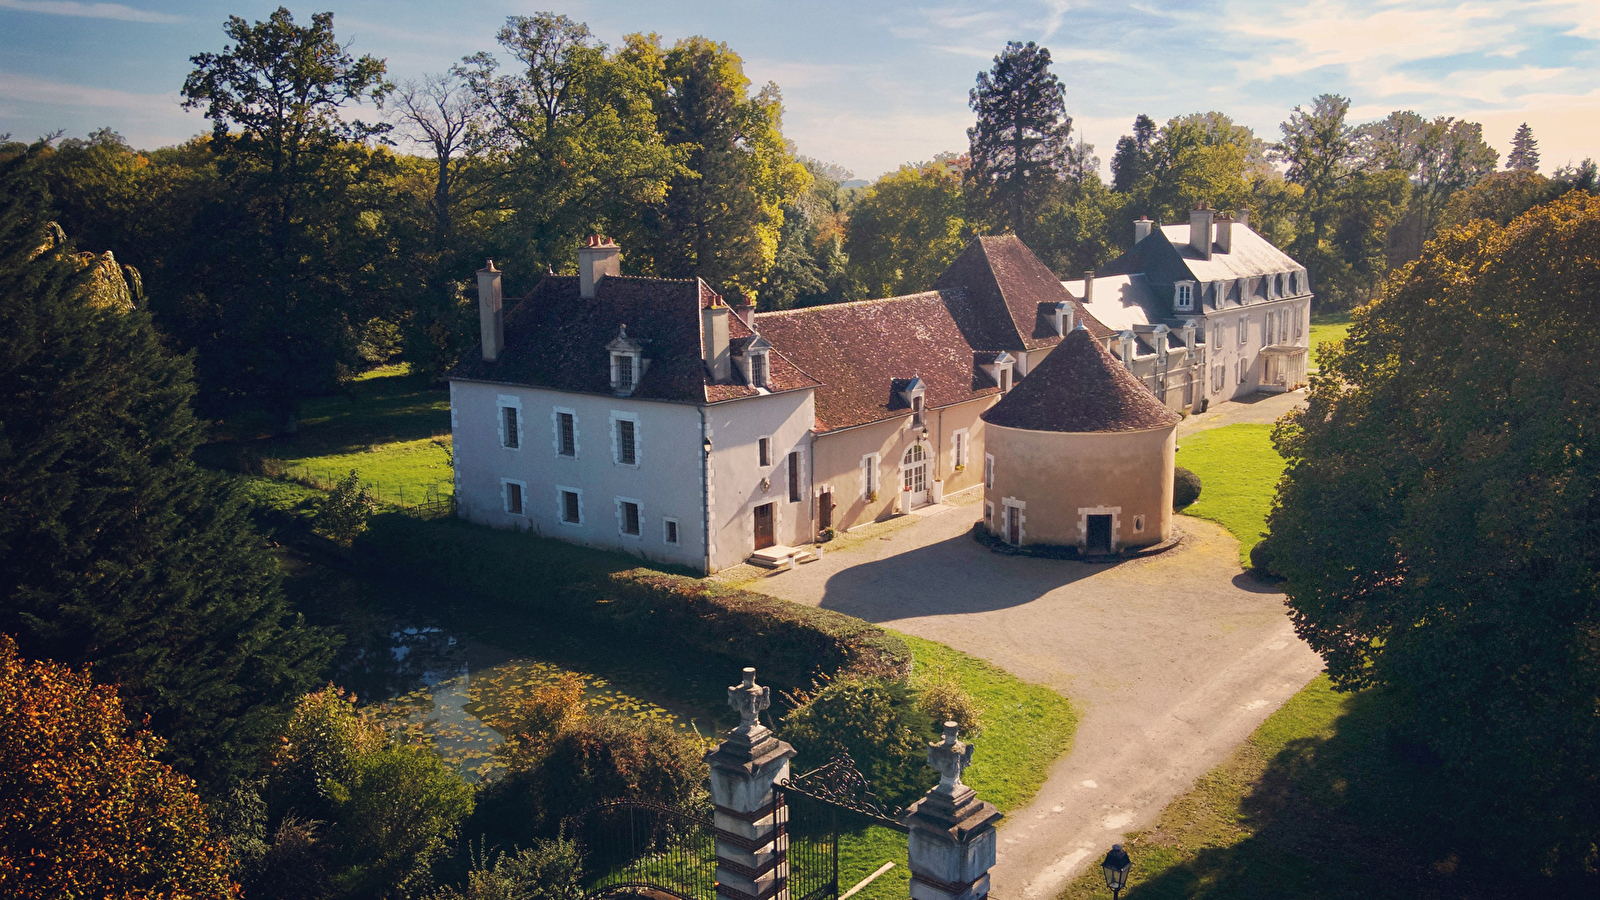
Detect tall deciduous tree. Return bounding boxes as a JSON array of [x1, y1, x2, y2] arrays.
[[846, 159, 968, 298], [1110, 114, 1157, 193], [1265, 192, 1600, 878], [0, 636, 238, 899], [966, 41, 1075, 242], [1507, 122, 1540, 172], [0, 148, 336, 788], [625, 34, 810, 298], [462, 14, 683, 275], [181, 7, 393, 431]]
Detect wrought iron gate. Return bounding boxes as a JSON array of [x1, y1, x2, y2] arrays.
[[568, 799, 718, 900], [778, 752, 909, 900]]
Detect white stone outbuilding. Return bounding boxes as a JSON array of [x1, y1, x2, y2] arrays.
[[980, 325, 1182, 554]]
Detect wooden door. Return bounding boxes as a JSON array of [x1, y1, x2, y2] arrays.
[[1087, 514, 1112, 554], [754, 503, 776, 550], [1006, 507, 1020, 545]]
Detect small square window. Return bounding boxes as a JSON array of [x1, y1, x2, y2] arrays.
[[664, 518, 680, 545], [620, 500, 641, 536], [759, 437, 771, 467], [1175, 283, 1194, 310], [561, 490, 581, 524], [504, 481, 524, 515]]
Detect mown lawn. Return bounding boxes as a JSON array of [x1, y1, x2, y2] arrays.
[[1175, 423, 1285, 566], [838, 634, 1078, 900], [209, 364, 454, 506], [1308, 310, 1353, 372], [1054, 677, 1508, 900]]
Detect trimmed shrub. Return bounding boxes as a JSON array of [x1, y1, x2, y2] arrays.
[[782, 676, 934, 809], [578, 571, 912, 691], [1249, 534, 1283, 581], [1173, 466, 1203, 509]]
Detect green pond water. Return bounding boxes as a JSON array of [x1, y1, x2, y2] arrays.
[[305, 565, 722, 783]]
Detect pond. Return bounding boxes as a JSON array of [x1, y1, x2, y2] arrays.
[[286, 554, 725, 783]]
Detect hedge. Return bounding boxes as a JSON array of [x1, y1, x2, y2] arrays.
[[357, 514, 910, 694], [576, 571, 911, 690]]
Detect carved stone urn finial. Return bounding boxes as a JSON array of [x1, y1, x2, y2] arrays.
[[928, 720, 975, 793], [728, 667, 770, 738]]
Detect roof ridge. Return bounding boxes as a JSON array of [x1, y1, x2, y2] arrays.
[[753, 290, 947, 318]]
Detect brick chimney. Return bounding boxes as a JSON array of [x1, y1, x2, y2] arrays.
[[1134, 217, 1153, 244], [477, 260, 503, 362], [1189, 203, 1214, 260], [702, 297, 731, 382], [579, 235, 621, 299]]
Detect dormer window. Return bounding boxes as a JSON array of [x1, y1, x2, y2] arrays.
[[732, 334, 774, 390], [606, 324, 644, 396], [978, 351, 1015, 394], [1174, 281, 1195, 311], [896, 375, 928, 425], [750, 351, 768, 389]]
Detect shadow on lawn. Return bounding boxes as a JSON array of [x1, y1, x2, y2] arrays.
[[1118, 690, 1541, 900], [212, 370, 451, 458]]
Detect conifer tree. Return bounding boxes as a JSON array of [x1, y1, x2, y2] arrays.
[[965, 41, 1075, 241], [1507, 122, 1540, 172], [0, 147, 335, 789]]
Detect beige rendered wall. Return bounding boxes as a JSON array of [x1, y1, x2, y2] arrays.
[[983, 423, 1176, 550], [811, 396, 996, 533]]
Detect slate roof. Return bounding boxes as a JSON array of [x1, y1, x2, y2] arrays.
[[934, 236, 1113, 350], [754, 291, 999, 432], [451, 274, 819, 403], [980, 327, 1182, 433], [1061, 274, 1159, 332], [1100, 222, 1306, 288]]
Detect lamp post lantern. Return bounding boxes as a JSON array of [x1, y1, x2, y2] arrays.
[[1101, 844, 1131, 899]]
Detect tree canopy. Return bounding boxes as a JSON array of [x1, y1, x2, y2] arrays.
[[965, 41, 1076, 243], [0, 635, 238, 899], [1266, 191, 1600, 875], [0, 147, 335, 788]]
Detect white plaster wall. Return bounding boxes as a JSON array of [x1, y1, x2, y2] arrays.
[[703, 390, 817, 572], [1203, 295, 1309, 403], [451, 379, 707, 570]]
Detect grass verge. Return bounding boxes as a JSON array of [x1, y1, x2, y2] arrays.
[[836, 635, 1078, 900], [1308, 310, 1353, 372], [1054, 676, 1509, 900], [1175, 424, 1285, 566]]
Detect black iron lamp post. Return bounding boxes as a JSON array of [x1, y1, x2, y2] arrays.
[[1101, 844, 1131, 899]]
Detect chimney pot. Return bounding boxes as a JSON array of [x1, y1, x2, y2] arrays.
[[477, 261, 504, 362], [1134, 217, 1153, 244], [1083, 270, 1096, 304]]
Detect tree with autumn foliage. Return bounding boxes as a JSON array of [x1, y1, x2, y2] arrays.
[[0, 635, 238, 899]]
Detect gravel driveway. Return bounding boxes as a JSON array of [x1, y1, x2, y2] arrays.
[[750, 503, 1323, 898]]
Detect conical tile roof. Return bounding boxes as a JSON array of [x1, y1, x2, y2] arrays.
[[981, 327, 1182, 432]]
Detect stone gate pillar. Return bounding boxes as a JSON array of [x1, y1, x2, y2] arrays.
[[706, 668, 796, 900], [904, 723, 1003, 900]]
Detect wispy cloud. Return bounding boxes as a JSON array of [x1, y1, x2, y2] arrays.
[[0, 0, 183, 24], [0, 71, 178, 112]]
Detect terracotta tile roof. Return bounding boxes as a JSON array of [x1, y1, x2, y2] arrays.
[[934, 235, 1114, 350], [981, 327, 1182, 433], [450, 274, 819, 403], [754, 292, 999, 432]]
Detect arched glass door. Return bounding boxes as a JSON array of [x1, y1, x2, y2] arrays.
[[902, 444, 929, 508]]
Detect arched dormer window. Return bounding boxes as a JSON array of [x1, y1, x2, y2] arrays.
[[607, 324, 644, 396], [1174, 281, 1195, 311]]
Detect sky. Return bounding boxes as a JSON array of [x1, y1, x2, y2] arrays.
[[2, 0, 1598, 181]]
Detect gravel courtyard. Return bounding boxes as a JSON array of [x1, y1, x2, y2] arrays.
[[749, 501, 1323, 898]]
